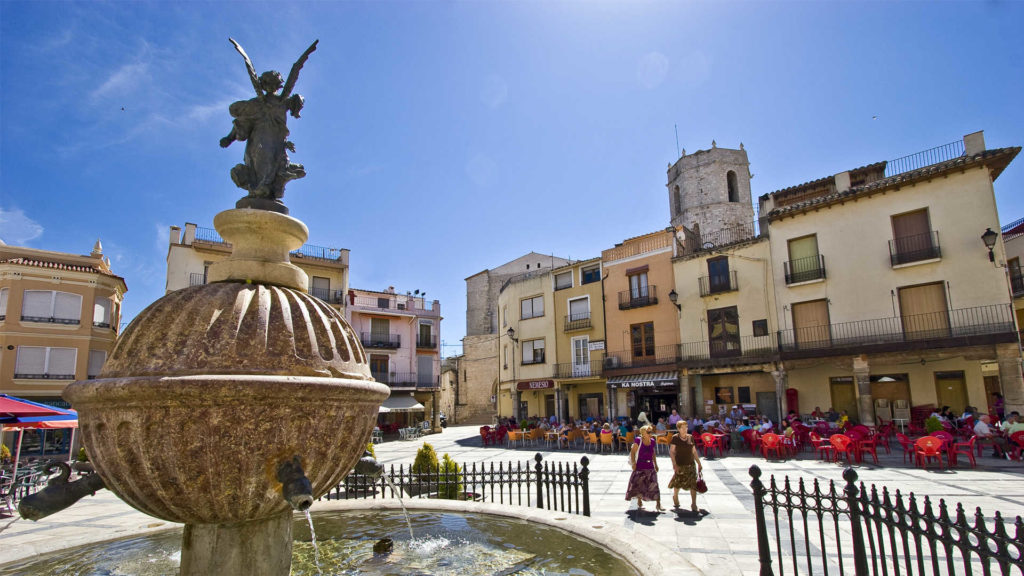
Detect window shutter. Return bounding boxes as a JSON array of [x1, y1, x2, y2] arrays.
[[94, 299, 112, 325], [787, 236, 818, 262], [15, 347, 46, 375], [54, 292, 82, 321], [88, 350, 107, 377], [569, 298, 589, 316], [48, 348, 78, 376], [0, 288, 7, 316], [22, 291, 52, 318]]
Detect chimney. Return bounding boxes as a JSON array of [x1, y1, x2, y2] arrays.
[[183, 223, 197, 246], [964, 130, 986, 156], [834, 171, 851, 194], [169, 226, 181, 246]]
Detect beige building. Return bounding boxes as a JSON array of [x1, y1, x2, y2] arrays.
[[496, 269, 559, 420], [551, 258, 607, 423], [0, 241, 127, 410], [166, 222, 349, 312], [1001, 218, 1024, 330], [759, 131, 1021, 423]]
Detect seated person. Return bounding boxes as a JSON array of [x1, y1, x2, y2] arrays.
[[729, 405, 745, 422], [825, 407, 839, 422], [837, 411, 850, 429], [974, 415, 1008, 458], [617, 421, 631, 437], [759, 418, 774, 433], [811, 406, 824, 419], [1003, 412, 1024, 435], [736, 420, 752, 433], [656, 418, 668, 433]]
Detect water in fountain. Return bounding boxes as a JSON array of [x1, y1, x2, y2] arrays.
[[381, 474, 414, 541], [302, 509, 321, 575]]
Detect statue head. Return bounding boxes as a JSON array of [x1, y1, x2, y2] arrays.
[[259, 71, 284, 94]]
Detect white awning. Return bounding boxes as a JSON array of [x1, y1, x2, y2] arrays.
[[380, 395, 425, 412], [606, 371, 678, 389]]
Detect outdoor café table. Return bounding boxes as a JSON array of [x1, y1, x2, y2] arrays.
[[545, 431, 560, 448]]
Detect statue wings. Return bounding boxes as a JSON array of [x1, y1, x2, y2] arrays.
[[282, 40, 318, 98], [228, 38, 263, 100]]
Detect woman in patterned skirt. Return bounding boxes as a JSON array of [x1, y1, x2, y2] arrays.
[[668, 419, 703, 512], [626, 425, 664, 511]]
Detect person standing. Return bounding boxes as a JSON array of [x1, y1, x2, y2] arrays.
[[626, 425, 664, 512], [668, 420, 702, 513]]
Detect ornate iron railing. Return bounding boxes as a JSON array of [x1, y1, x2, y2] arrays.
[[750, 465, 1024, 575], [553, 360, 604, 379], [784, 255, 826, 284], [371, 371, 417, 388], [618, 285, 658, 310], [679, 334, 777, 365], [189, 272, 207, 286], [1012, 273, 1024, 297], [326, 453, 591, 517], [885, 140, 965, 178], [564, 312, 592, 331], [604, 343, 680, 369], [698, 220, 760, 250], [416, 335, 437, 349], [361, 332, 401, 349], [699, 271, 739, 296], [889, 230, 941, 266]]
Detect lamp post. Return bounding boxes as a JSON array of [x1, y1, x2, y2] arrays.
[[668, 289, 681, 311], [982, 228, 999, 262], [506, 327, 519, 420]]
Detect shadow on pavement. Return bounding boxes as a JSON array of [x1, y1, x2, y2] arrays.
[[672, 508, 707, 525]]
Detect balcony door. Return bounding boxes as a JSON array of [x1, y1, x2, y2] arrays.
[[707, 306, 740, 357], [370, 318, 390, 345], [630, 322, 655, 364], [572, 336, 591, 377], [787, 235, 821, 283], [792, 299, 831, 349], [311, 276, 330, 301], [629, 272, 649, 302], [707, 257, 731, 293], [898, 282, 949, 340], [419, 322, 432, 347], [370, 354, 389, 383], [891, 209, 934, 263], [417, 355, 433, 386]]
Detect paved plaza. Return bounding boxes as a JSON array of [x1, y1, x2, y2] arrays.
[[2, 424, 1024, 574]]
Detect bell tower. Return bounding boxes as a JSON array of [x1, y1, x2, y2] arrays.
[[666, 143, 754, 236]]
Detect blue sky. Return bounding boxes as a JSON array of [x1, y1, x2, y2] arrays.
[[2, 1, 1022, 356]]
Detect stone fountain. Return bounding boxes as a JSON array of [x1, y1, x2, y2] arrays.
[[19, 38, 390, 576]]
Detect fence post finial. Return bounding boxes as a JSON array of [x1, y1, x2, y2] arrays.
[[534, 453, 544, 511], [748, 465, 773, 576], [580, 456, 591, 517], [842, 467, 870, 576]]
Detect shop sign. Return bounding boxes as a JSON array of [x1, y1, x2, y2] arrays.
[[516, 379, 555, 391], [614, 379, 675, 389], [588, 341, 605, 351]]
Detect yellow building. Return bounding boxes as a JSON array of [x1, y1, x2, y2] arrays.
[[0, 241, 127, 410], [496, 269, 558, 420], [602, 230, 681, 423], [551, 258, 606, 422], [1001, 218, 1024, 329]]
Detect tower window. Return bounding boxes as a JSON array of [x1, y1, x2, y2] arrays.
[[727, 171, 739, 202]]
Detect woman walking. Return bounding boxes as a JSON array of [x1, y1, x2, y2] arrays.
[[668, 420, 703, 513], [626, 425, 664, 512]]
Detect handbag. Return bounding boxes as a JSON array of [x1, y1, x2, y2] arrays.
[[695, 471, 708, 494]]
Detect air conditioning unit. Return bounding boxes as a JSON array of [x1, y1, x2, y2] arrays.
[[603, 356, 620, 369]]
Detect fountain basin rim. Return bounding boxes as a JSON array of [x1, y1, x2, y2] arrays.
[[312, 498, 704, 576]]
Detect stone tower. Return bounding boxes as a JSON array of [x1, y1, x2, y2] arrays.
[[666, 144, 754, 236]]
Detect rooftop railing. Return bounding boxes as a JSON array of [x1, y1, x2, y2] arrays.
[[884, 139, 965, 178], [698, 220, 759, 250], [192, 227, 345, 263]]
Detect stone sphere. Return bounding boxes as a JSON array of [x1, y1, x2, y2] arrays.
[[64, 282, 389, 525]]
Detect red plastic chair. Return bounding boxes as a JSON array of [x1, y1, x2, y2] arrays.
[[810, 432, 833, 461], [480, 426, 494, 446], [1009, 431, 1024, 461], [856, 435, 879, 465], [829, 434, 856, 464], [952, 435, 977, 468], [741, 429, 761, 455], [700, 433, 724, 458], [896, 433, 915, 464], [875, 425, 893, 454], [761, 433, 785, 460], [915, 436, 945, 469]]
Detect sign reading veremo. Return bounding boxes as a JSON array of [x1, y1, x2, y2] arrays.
[[516, 380, 555, 391]]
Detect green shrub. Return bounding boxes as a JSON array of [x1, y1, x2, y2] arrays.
[[411, 443, 439, 474], [924, 416, 943, 434], [519, 419, 529, 430], [77, 447, 89, 462], [0, 444, 10, 462], [438, 453, 463, 500]]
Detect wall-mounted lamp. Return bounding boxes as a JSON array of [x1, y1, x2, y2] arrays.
[[982, 228, 999, 262], [668, 289, 681, 311], [506, 327, 518, 343]]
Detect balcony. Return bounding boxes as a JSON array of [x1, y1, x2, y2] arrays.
[[699, 272, 738, 296], [311, 287, 346, 304], [604, 344, 680, 371], [618, 286, 658, 310], [678, 335, 777, 368], [785, 255, 826, 285], [350, 294, 436, 316], [564, 312, 592, 332], [13, 372, 75, 380], [189, 272, 207, 286], [193, 227, 347, 264], [21, 316, 79, 325], [92, 321, 111, 329], [1011, 273, 1024, 298], [361, 332, 401, 349], [553, 360, 603, 379], [372, 371, 416, 388], [777, 304, 1016, 359], [416, 335, 437, 349], [889, 231, 941, 266]]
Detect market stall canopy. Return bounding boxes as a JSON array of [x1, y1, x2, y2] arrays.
[[0, 394, 67, 420], [380, 395, 425, 412], [2, 411, 78, 430]]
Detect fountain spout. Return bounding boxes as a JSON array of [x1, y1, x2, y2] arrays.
[[353, 450, 384, 480], [277, 456, 314, 512], [18, 461, 107, 521]]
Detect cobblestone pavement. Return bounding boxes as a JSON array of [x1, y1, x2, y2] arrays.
[[2, 424, 1023, 574]]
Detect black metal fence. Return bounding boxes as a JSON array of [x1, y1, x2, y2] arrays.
[[750, 465, 1024, 575], [699, 271, 739, 296], [618, 286, 658, 310], [884, 140, 965, 178], [889, 231, 941, 266], [784, 255, 826, 285], [325, 453, 591, 516]]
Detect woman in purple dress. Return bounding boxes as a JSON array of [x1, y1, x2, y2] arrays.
[[626, 425, 664, 511]]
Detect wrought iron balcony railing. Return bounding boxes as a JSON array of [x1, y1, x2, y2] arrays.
[[678, 334, 777, 365], [371, 371, 416, 387], [564, 312, 592, 332], [784, 254, 826, 284], [618, 286, 657, 310], [889, 231, 941, 266], [21, 316, 79, 325], [604, 344, 680, 370], [310, 287, 346, 304], [884, 140, 965, 178], [699, 271, 738, 296], [416, 335, 437, 349], [1011, 273, 1024, 298], [553, 360, 603, 379], [361, 332, 401, 349], [189, 272, 207, 286], [13, 373, 75, 380]]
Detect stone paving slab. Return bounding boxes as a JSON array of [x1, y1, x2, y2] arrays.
[[2, 424, 1023, 574]]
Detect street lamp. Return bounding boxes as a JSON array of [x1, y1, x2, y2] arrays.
[[505, 327, 519, 420], [982, 228, 999, 262], [668, 289, 681, 311], [506, 327, 518, 342]]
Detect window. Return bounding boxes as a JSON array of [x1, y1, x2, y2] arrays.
[[522, 339, 545, 364], [87, 350, 107, 378], [891, 209, 939, 265], [629, 272, 649, 298], [581, 264, 600, 285], [738, 386, 751, 404], [0, 287, 7, 320], [707, 257, 731, 293], [504, 345, 508, 367], [566, 297, 591, 330], [727, 170, 739, 203], [792, 299, 831, 348], [376, 297, 390, 309], [15, 346, 77, 379], [752, 319, 769, 337], [554, 271, 573, 290], [521, 295, 544, 320], [1010, 258, 1024, 295], [418, 321, 434, 348], [502, 305, 508, 327], [898, 282, 949, 339], [786, 235, 824, 283], [93, 298, 112, 328], [310, 276, 330, 301], [707, 306, 740, 357], [630, 322, 655, 359], [22, 290, 82, 324]]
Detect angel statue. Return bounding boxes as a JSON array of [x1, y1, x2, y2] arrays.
[[220, 38, 318, 214]]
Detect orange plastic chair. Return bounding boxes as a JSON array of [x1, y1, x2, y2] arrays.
[[618, 431, 636, 450], [506, 430, 523, 448], [585, 432, 599, 452], [599, 432, 615, 453], [656, 433, 672, 455], [529, 428, 545, 445], [915, 436, 945, 469], [829, 434, 856, 464], [761, 433, 785, 460]]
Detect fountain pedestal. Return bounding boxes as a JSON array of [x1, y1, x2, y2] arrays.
[[181, 511, 292, 576]]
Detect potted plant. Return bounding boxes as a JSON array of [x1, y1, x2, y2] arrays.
[[924, 416, 943, 434]]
